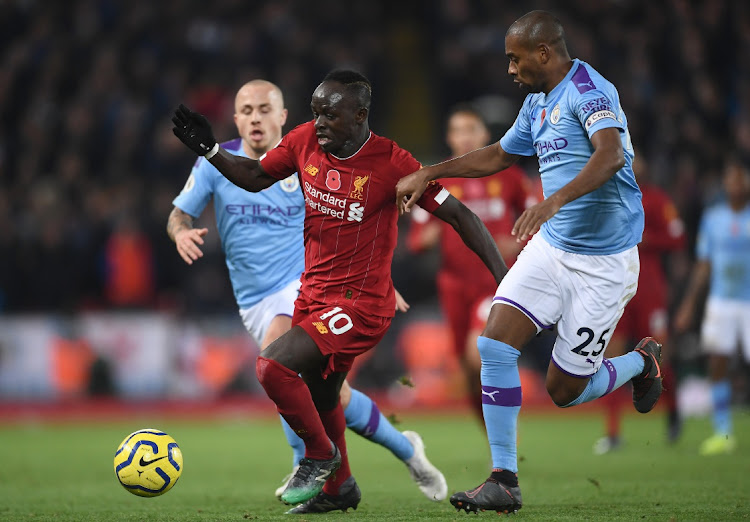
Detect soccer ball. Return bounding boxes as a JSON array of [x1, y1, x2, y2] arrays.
[[113, 428, 183, 497]]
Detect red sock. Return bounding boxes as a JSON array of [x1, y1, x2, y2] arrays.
[[319, 404, 351, 496], [603, 386, 626, 438], [255, 356, 332, 459]]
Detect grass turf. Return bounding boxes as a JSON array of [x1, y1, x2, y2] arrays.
[[0, 409, 748, 521]]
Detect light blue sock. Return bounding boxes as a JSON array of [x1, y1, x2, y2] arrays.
[[563, 352, 645, 407], [344, 388, 414, 461], [279, 414, 305, 467], [711, 380, 732, 435], [478, 336, 522, 473]]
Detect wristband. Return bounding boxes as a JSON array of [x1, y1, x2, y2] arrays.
[[204, 142, 219, 159]]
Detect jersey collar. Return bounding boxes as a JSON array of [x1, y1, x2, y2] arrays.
[[331, 131, 373, 161]]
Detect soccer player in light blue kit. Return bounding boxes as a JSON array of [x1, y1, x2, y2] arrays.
[[674, 159, 750, 456], [396, 11, 663, 514], [167, 79, 447, 501]]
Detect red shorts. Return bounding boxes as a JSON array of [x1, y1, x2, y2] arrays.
[[292, 293, 391, 377], [614, 284, 667, 341], [437, 271, 495, 356]]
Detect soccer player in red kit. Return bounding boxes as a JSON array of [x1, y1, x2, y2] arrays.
[[172, 70, 507, 514], [407, 105, 534, 421], [593, 150, 685, 454]]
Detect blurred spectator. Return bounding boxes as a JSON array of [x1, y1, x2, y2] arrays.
[[0, 0, 747, 316]]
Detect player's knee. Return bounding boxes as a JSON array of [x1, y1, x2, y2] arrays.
[[256, 355, 287, 388], [546, 381, 577, 407], [255, 356, 271, 386]]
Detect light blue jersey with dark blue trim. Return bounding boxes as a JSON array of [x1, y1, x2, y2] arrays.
[[173, 138, 305, 308], [696, 202, 750, 301], [500, 59, 643, 255]]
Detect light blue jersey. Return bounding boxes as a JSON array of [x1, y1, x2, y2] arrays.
[[173, 138, 305, 308], [500, 59, 643, 255], [696, 202, 750, 301]]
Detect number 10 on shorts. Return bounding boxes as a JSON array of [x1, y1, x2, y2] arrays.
[[319, 307, 354, 335]]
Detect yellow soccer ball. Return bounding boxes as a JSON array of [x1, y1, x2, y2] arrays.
[[114, 428, 183, 497]]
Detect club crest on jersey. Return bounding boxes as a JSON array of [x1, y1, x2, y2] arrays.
[[326, 170, 342, 191], [550, 104, 561, 125], [280, 175, 300, 193], [348, 175, 369, 200], [304, 164, 319, 176]]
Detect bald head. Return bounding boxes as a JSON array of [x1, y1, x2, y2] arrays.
[[507, 10, 568, 56], [235, 79, 284, 111]]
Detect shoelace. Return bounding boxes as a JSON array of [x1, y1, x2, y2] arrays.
[[293, 458, 315, 482]]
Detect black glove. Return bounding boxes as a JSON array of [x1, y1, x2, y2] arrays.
[[172, 104, 217, 156]]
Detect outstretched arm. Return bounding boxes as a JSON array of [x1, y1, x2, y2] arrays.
[[172, 104, 277, 192], [431, 195, 508, 285], [396, 143, 520, 214]]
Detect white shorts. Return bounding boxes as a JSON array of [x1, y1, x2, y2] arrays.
[[239, 278, 302, 346], [700, 296, 750, 359], [492, 234, 640, 377]]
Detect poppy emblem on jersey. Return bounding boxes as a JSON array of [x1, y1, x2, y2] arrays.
[[304, 164, 319, 176], [348, 175, 369, 200], [326, 170, 342, 191], [540, 108, 546, 127], [280, 175, 300, 193], [550, 104, 561, 125]]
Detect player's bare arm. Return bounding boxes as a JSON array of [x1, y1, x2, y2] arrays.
[[167, 206, 208, 265], [512, 127, 625, 241], [673, 259, 711, 333], [431, 195, 508, 285], [396, 143, 519, 215], [172, 104, 277, 192]]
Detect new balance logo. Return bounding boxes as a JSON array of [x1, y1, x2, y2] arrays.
[[482, 390, 500, 402], [347, 202, 364, 222], [315, 469, 333, 483]]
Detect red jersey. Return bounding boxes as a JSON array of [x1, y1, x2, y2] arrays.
[[637, 183, 686, 295], [408, 165, 533, 286], [260, 122, 448, 317]]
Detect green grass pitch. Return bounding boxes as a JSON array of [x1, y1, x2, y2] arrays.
[[0, 409, 748, 521]]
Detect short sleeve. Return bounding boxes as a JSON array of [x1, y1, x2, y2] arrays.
[[695, 211, 712, 261], [416, 181, 451, 213], [259, 130, 299, 180], [575, 90, 623, 139], [172, 157, 215, 218], [499, 99, 535, 156]]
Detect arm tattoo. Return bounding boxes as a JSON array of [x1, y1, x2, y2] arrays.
[[167, 207, 194, 242]]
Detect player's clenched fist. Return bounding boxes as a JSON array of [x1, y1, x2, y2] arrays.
[[172, 104, 218, 157]]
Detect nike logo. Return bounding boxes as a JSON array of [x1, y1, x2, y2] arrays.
[[139, 455, 168, 467], [482, 390, 500, 402]]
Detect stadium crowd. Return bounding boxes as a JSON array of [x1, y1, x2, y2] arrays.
[[0, 0, 746, 325]]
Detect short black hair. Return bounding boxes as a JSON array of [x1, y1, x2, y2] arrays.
[[323, 69, 372, 109], [447, 102, 489, 129]]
